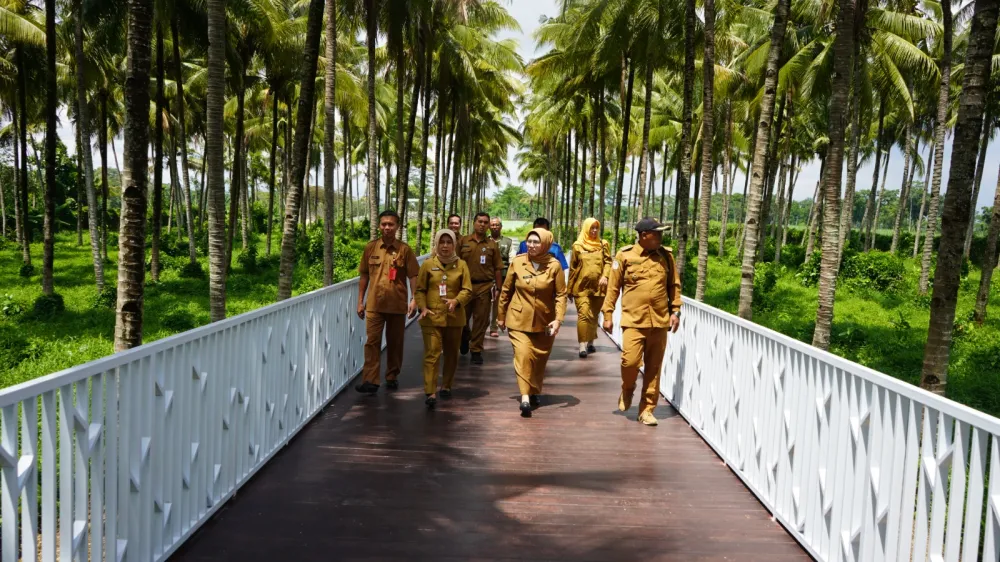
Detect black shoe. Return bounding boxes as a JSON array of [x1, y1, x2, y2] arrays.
[[520, 401, 532, 417], [425, 395, 437, 409], [386, 379, 399, 390], [529, 395, 540, 407], [587, 344, 597, 353], [354, 382, 379, 395], [460, 339, 470, 355], [579, 350, 588, 358], [440, 389, 452, 399], [471, 352, 483, 365]]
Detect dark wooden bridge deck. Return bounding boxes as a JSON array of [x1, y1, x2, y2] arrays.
[[171, 309, 809, 561]]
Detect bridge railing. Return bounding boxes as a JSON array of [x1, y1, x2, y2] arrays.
[[0, 256, 428, 562], [607, 295, 1000, 562]]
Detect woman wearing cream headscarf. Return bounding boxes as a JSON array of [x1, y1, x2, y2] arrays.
[[567, 218, 611, 358], [415, 230, 473, 408], [496, 228, 567, 417]]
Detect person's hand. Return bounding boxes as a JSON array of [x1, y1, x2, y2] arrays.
[[497, 319, 506, 331], [567, 295, 574, 304], [444, 298, 458, 313], [669, 313, 680, 333], [356, 303, 365, 320], [547, 320, 561, 337], [603, 319, 613, 332], [407, 298, 419, 319], [598, 276, 609, 291], [419, 308, 435, 320]]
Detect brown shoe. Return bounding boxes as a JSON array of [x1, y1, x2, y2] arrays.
[[638, 412, 659, 426], [490, 331, 499, 337], [618, 391, 632, 412]]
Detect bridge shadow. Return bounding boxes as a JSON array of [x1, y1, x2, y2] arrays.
[[171, 310, 809, 561]]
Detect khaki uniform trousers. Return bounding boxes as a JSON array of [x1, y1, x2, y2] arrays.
[[575, 296, 604, 343], [509, 330, 555, 396], [462, 288, 493, 353], [362, 312, 406, 385], [421, 326, 462, 394], [621, 327, 668, 417]]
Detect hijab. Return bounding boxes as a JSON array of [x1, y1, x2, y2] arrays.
[[433, 229, 460, 265], [575, 217, 603, 252], [526, 228, 555, 268]]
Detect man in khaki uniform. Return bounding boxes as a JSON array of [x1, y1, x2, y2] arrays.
[[355, 210, 420, 394], [602, 217, 682, 426], [447, 214, 463, 236], [489, 217, 514, 337], [459, 212, 503, 364]]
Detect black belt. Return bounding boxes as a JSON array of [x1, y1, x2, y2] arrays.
[[473, 279, 493, 284]]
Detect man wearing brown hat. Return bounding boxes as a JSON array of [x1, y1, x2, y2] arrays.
[[602, 217, 682, 426]]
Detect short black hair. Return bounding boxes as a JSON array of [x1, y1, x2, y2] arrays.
[[533, 217, 550, 229], [474, 212, 490, 221], [447, 214, 462, 223], [378, 210, 400, 223]]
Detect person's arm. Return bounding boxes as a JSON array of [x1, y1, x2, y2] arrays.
[[566, 244, 581, 296], [493, 243, 503, 289], [405, 248, 420, 317], [357, 244, 371, 319], [598, 241, 611, 291], [553, 263, 568, 323], [518, 240, 527, 255], [496, 261, 516, 326], [601, 252, 624, 330], [456, 261, 474, 307], [667, 252, 682, 332], [414, 263, 429, 311], [554, 244, 569, 270]]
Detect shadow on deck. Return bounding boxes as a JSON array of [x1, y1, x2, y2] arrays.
[[170, 309, 810, 561]]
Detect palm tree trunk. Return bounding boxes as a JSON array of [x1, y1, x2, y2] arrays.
[[803, 159, 824, 259], [394, 35, 407, 226], [17, 77, 30, 267], [736, 0, 791, 319], [718, 105, 732, 256], [365, 0, 379, 240], [811, 0, 857, 349], [322, 0, 337, 285], [114, 0, 153, 350], [838, 53, 864, 257], [598, 93, 608, 236], [41, 0, 57, 296], [400, 50, 422, 240], [74, 0, 103, 292], [342, 113, 350, 224], [612, 58, 636, 254], [914, 141, 933, 258], [695, 0, 716, 301], [919, 4, 954, 295], [416, 31, 432, 253], [76, 137, 83, 246], [100, 92, 109, 260], [862, 102, 886, 251], [171, 16, 197, 264], [675, 0, 698, 276], [276, 0, 325, 300], [206, 0, 228, 321], [869, 145, 891, 250], [890, 126, 914, 253], [636, 59, 654, 221], [921, 0, 997, 393], [11, 121, 18, 246], [267, 93, 279, 256], [974, 165, 1000, 324], [660, 142, 669, 223], [228, 87, 246, 266], [964, 110, 992, 258], [151, 25, 165, 283]]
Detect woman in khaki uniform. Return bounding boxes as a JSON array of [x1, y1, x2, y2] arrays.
[[415, 230, 474, 408], [496, 228, 567, 417], [568, 217, 611, 358]]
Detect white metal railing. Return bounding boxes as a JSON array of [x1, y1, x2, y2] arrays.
[[0, 256, 427, 562], [607, 295, 1000, 562]]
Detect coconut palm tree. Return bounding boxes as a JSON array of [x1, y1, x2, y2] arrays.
[[920, 0, 998, 393], [206, 0, 228, 321]]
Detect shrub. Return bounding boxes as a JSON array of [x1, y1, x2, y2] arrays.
[[31, 293, 65, 318], [236, 241, 258, 272], [179, 261, 205, 279], [161, 309, 196, 332], [2, 294, 25, 318], [19, 263, 35, 278], [91, 285, 117, 309], [778, 244, 806, 268], [753, 262, 780, 312], [840, 251, 905, 292], [0, 328, 32, 368], [797, 251, 822, 286]]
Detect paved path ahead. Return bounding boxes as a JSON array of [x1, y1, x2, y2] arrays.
[[172, 309, 809, 561]]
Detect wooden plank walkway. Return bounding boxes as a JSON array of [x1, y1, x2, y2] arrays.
[[171, 308, 810, 561]]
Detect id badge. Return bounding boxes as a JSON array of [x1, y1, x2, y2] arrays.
[[480, 255, 486, 265], [439, 282, 447, 296], [389, 267, 397, 281]]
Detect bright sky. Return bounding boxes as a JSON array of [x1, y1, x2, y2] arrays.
[[59, 1, 998, 213]]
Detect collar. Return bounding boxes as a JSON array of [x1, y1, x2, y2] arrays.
[[471, 232, 487, 243], [379, 237, 400, 251]]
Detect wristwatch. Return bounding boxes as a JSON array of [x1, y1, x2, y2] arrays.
[[671, 311, 681, 319]]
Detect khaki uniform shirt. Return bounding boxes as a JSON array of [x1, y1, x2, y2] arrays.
[[568, 241, 612, 297], [415, 257, 474, 328], [492, 235, 514, 276], [359, 238, 420, 314], [459, 234, 503, 296], [497, 255, 568, 333], [602, 245, 682, 328]]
